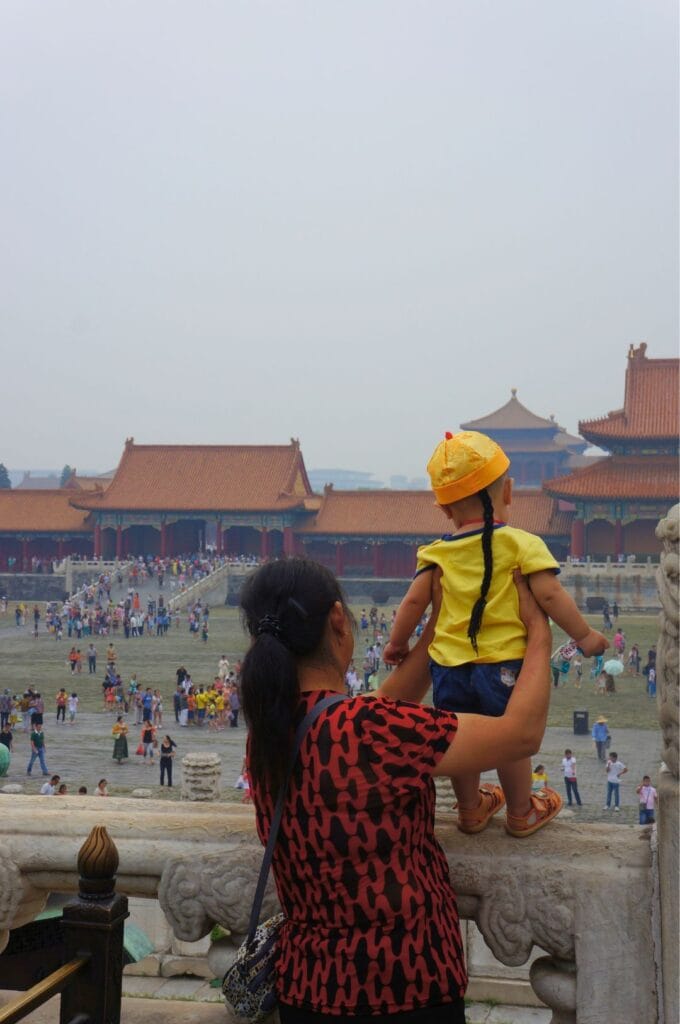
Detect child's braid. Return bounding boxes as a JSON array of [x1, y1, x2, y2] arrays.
[[467, 488, 495, 654]]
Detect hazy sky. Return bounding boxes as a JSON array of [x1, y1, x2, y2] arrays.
[[2, 1, 677, 480]]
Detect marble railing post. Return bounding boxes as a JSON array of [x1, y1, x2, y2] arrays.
[[655, 504, 679, 1024]]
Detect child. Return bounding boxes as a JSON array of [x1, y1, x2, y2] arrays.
[[604, 752, 627, 811], [385, 431, 608, 838], [67, 692, 79, 725], [561, 749, 582, 807], [531, 764, 548, 794], [636, 775, 658, 825]]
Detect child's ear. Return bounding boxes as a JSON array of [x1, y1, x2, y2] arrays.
[[503, 477, 513, 506], [437, 503, 454, 520]]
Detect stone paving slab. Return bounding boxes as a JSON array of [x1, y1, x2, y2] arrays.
[[0, 990, 550, 1023]]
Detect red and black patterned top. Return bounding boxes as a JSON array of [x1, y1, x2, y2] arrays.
[[250, 690, 466, 1017]]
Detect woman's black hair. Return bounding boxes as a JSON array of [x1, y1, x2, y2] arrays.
[[467, 487, 494, 654], [240, 558, 348, 798]]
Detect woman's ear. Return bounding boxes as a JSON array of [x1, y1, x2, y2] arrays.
[[328, 601, 347, 637]]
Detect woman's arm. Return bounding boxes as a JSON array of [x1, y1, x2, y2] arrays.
[[433, 572, 552, 777]]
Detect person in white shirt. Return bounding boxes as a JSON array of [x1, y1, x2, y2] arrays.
[[561, 749, 582, 807], [636, 775, 658, 825], [67, 693, 79, 725], [40, 774, 60, 795], [604, 753, 627, 811]]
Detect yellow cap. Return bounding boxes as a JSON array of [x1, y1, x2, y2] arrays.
[[427, 431, 510, 505]]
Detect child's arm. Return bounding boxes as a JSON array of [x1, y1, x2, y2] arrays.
[[528, 571, 608, 656], [383, 571, 433, 664]]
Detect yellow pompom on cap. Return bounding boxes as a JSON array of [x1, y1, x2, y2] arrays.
[[427, 431, 510, 505]]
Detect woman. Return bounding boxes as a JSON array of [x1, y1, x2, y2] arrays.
[[111, 716, 129, 765], [141, 721, 156, 765], [240, 558, 552, 1023], [159, 735, 177, 787]]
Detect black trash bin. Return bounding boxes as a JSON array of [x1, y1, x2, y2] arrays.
[[573, 709, 589, 735]]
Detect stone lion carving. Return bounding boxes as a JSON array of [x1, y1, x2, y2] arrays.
[[159, 844, 280, 942], [0, 852, 26, 953], [656, 505, 679, 778], [475, 869, 574, 966]]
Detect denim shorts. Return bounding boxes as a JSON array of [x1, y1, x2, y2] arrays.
[[430, 659, 524, 717]]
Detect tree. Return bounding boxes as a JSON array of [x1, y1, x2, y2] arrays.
[[60, 464, 74, 487], [0, 464, 10, 489]]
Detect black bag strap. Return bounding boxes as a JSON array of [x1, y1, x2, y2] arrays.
[[246, 692, 346, 944]]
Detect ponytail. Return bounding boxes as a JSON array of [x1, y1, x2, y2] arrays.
[[240, 558, 347, 797], [467, 488, 494, 654], [240, 632, 299, 798]]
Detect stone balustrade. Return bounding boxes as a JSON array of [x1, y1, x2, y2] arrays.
[[0, 796, 661, 1023]]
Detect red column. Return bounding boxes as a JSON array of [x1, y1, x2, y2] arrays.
[[614, 519, 623, 559], [116, 526, 123, 560], [57, 539, 64, 560], [260, 528, 270, 561], [335, 543, 345, 576], [22, 539, 29, 571], [283, 526, 295, 557], [93, 525, 101, 559], [571, 518, 585, 560], [160, 523, 167, 559], [216, 521, 223, 556], [372, 543, 384, 577]]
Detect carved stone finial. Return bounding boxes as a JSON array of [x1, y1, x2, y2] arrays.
[[78, 826, 119, 882], [124, 436, 134, 450], [629, 341, 648, 360]]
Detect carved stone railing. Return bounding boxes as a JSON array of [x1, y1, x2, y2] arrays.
[[0, 796, 659, 1023], [655, 504, 678, 1024]]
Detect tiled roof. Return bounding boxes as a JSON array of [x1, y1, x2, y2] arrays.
[[75, 440, 314, 512], [544, 455, 679, 501], [501, 438, 571, 454], [64, 473, 112, 493], [300, 488, 571, 538], [461, 390, 557, 431], [553, 428, 587, 452], [579, 344, 679, 444], [0, 491, 91, 533]]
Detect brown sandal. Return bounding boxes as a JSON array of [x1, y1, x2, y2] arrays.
[[505, 787, 563, 838], [457, 784, 506, 834]]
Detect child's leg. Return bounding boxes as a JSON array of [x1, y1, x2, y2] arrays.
[[497, 757, 533, 818], [431, 663, 507, 831], [473, 661, 562, 837]]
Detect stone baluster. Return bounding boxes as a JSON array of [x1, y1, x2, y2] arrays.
[[181, 753, 222, 801], [655, 503, 679, 1024], [530, 957, 576, 1024]]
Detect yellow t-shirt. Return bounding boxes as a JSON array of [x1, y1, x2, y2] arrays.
[[195, 691, 209, 710], [416, 525, 559, 666]]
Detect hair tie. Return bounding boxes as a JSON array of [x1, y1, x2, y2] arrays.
[[256, 614, 283, 640]]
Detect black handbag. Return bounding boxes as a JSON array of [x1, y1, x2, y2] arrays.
[[223, 693, 346, 1023]]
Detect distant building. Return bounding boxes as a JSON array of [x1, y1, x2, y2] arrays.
[[1, 350, 673, 572], [461, 390, 589, 487], [307, 468, 385, 491], [15, 472, 62, 490], [545, 344, 679, 559], [389, 475, 429, 491]]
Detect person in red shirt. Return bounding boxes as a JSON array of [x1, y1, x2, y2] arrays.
[[240, 558, 552, 1022]]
